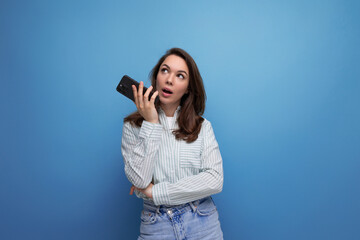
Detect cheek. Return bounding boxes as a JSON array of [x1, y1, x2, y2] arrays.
[[178, 81, 189, 94], [174, 85, 188, 98], [156, 74, 165, 84]]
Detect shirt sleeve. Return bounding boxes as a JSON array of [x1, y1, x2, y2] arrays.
[[152, 120, 224, 205], [121, 120, 163, 189]]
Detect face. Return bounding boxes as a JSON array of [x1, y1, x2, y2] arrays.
[[156, 54, 189, 107]]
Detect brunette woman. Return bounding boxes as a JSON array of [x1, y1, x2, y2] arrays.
[[121, 48, 224, 240]]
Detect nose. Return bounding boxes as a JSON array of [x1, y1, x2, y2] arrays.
[[166, 74, 174, 85]]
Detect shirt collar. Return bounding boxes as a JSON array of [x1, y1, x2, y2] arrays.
[[158, 105, 181, 130]]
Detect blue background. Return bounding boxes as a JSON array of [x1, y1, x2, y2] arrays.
[[1, 0, 359, 239]]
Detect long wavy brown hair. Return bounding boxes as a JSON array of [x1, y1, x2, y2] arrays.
[[124, 48, 206, 143]]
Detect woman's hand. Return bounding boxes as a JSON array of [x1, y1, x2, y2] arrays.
[[129, 183, 154, 199], [132, 81, 159, 124]]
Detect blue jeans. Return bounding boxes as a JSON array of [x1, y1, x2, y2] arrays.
[[138, 196, 223, 240]]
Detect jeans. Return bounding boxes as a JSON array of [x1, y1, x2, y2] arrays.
[[138, 196, 223, 240]]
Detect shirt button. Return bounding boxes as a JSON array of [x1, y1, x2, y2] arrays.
[[167, 210, 172, 214]]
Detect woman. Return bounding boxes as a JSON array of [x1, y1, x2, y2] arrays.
[[121, 48, 224, 239]]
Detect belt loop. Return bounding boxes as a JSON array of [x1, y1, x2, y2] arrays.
[[156, 205, 161, 214], [189, 201, 197, 213]]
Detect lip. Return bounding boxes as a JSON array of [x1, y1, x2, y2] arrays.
[[161, 88, 173, 98], [162, 87, 173, 94], [161, 88, 174, 98]]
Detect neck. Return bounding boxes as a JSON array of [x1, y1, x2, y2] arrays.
[[160, 103, 180, 117]]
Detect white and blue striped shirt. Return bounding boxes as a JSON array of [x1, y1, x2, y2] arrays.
[[121, 106, 223, 206]]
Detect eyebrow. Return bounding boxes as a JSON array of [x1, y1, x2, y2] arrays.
[[161, 64, 188, 76]]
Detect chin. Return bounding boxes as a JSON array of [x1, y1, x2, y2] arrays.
[[159, 97, 179, 106], [159, 99, 171, 105]]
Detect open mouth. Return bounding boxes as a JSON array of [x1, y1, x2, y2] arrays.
[[162, 88, 173, 94]]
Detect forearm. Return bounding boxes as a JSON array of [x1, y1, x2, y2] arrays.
[[152, 167, 223, 205], [124, 159, 155, 189], [122, 121, 163, 189]]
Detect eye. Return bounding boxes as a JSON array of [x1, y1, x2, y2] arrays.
[[177, 74, 185, 79], [161, 68, 168, 73]]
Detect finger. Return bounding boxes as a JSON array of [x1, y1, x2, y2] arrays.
[[143, 85, 153, 103], [150, 90, 159, 104], [132, 85, 139, 107], [138, 81, 144, 108], [129, 186, 135, 195]]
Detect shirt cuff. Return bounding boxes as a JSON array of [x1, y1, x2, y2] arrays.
[[139, 121, 163, 140], [134, 189, 152, 201], [152, 182, 171, 206]]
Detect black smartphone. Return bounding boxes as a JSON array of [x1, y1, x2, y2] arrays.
[[116, 75, 159, 104]]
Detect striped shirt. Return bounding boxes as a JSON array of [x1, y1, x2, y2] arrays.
[[121, 106, 223, 206]]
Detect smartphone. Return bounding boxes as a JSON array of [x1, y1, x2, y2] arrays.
[[116, 75, 159, 104]]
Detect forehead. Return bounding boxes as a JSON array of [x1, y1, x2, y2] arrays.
[[161, 55, 189, 72]]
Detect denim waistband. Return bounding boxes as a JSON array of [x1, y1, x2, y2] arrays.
[[143, 196, 212, 215]]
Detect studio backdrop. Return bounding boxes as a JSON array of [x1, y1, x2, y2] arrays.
[[1, 0, 359, 239]]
